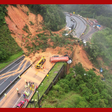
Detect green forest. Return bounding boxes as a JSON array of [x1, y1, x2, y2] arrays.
[[85, 27, 112, 101], [40, 63, 112, 108], [0, 5, 22, 63], [61, 5, 112, 29], [38, 5, 112, 108], [27, 5, 66, 31], [40, 27, 112, 107]]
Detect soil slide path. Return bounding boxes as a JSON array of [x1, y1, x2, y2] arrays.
[[69, 45, 103, 77], [4, 5, 103, 79]]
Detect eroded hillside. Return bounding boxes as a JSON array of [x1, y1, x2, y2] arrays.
[[5, 5, 103, 77]]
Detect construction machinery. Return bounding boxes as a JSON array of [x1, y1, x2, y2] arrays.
[[35, 56, 46, 69]]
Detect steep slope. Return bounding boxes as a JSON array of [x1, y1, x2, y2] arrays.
[[5, 5, 103, 77], [5, 5, 44, 53], [71, 45, 103, 77]]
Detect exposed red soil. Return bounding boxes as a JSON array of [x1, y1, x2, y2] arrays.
[[5, 5, 103, 77]]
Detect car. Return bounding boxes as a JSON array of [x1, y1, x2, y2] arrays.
[[70, 13, 72, 16], [16, 101, 25, 108], [72, 20, 75, 22], [93, 25, 95, 28]]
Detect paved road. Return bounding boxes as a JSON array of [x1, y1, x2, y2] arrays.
[[0, 56, 25, 75], [66, 14, 76, 29], [65, 13, 99, 41], [71, 15, 86, 38], [80, 23, 98, 41], [0, 56, 31, 96]]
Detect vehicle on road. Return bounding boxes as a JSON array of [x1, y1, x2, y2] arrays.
[[70, 13, 72, 16], [35, 56, 46, 69], [93, 25, 95, 28], [70, 18, 75, 22], [16, 101, 25, 108], [72, 20, 75, 22], [50, 55, 72, 64]]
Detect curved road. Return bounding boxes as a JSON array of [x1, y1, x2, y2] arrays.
[[80, 23, 98, 41], [0, 56, 31, 100], [65, 13, 99, 42], [66, 15, 76, 29], [71, 15, 86, 38]]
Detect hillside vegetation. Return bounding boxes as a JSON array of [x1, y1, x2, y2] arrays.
[[27, 5, 66, 31], [85, 28, 112, 99], [0, 5, 22, 63], [0, 4, 66, 68], [37, 5, 112, 108], [41, 63, 112, 108], [61, 5, 112, 29]]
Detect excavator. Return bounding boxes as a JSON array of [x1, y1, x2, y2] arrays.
[[35, 56, 46, 69]]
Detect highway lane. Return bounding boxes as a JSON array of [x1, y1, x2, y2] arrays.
[[0, 60, 27, 85], [0, 56, 25, 75], [81, 25, 98, 41], [66, 15, 76, 29], [0, 61, 31, 95], [71, 15, 86, 38], [0, 55, 32, 96], [0, 56, 25, 85]]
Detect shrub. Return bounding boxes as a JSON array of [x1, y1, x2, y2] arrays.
[[29, 21, 34, 25]]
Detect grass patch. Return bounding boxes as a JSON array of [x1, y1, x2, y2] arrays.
[[27, 62, 64, 108], [29, 21, 34, 25], [0, 51, 23, 70], [84, 25, 89, 35]]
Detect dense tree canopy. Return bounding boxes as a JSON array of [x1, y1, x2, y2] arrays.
[[0, 5, 7, 27], [61, 5, 112, 29], [27, 5, 66, 31], [41, 63, 112, 107], [61, 5, 112, 18], [0, 5, 22, 62]]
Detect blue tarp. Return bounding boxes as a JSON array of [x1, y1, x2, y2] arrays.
[[97, 25, 101, 27]]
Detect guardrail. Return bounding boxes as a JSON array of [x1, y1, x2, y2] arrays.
[[0, 55, 25, 73], [26, 62, 65, 108], [25, 63, 56, 107], [73, 14, 87, 38], [73, 15, 87, 25], [0, 55, 33, 96], [65, 15, 77, 37]]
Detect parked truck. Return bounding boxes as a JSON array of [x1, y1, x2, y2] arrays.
[[50, 55, 72, 64]]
